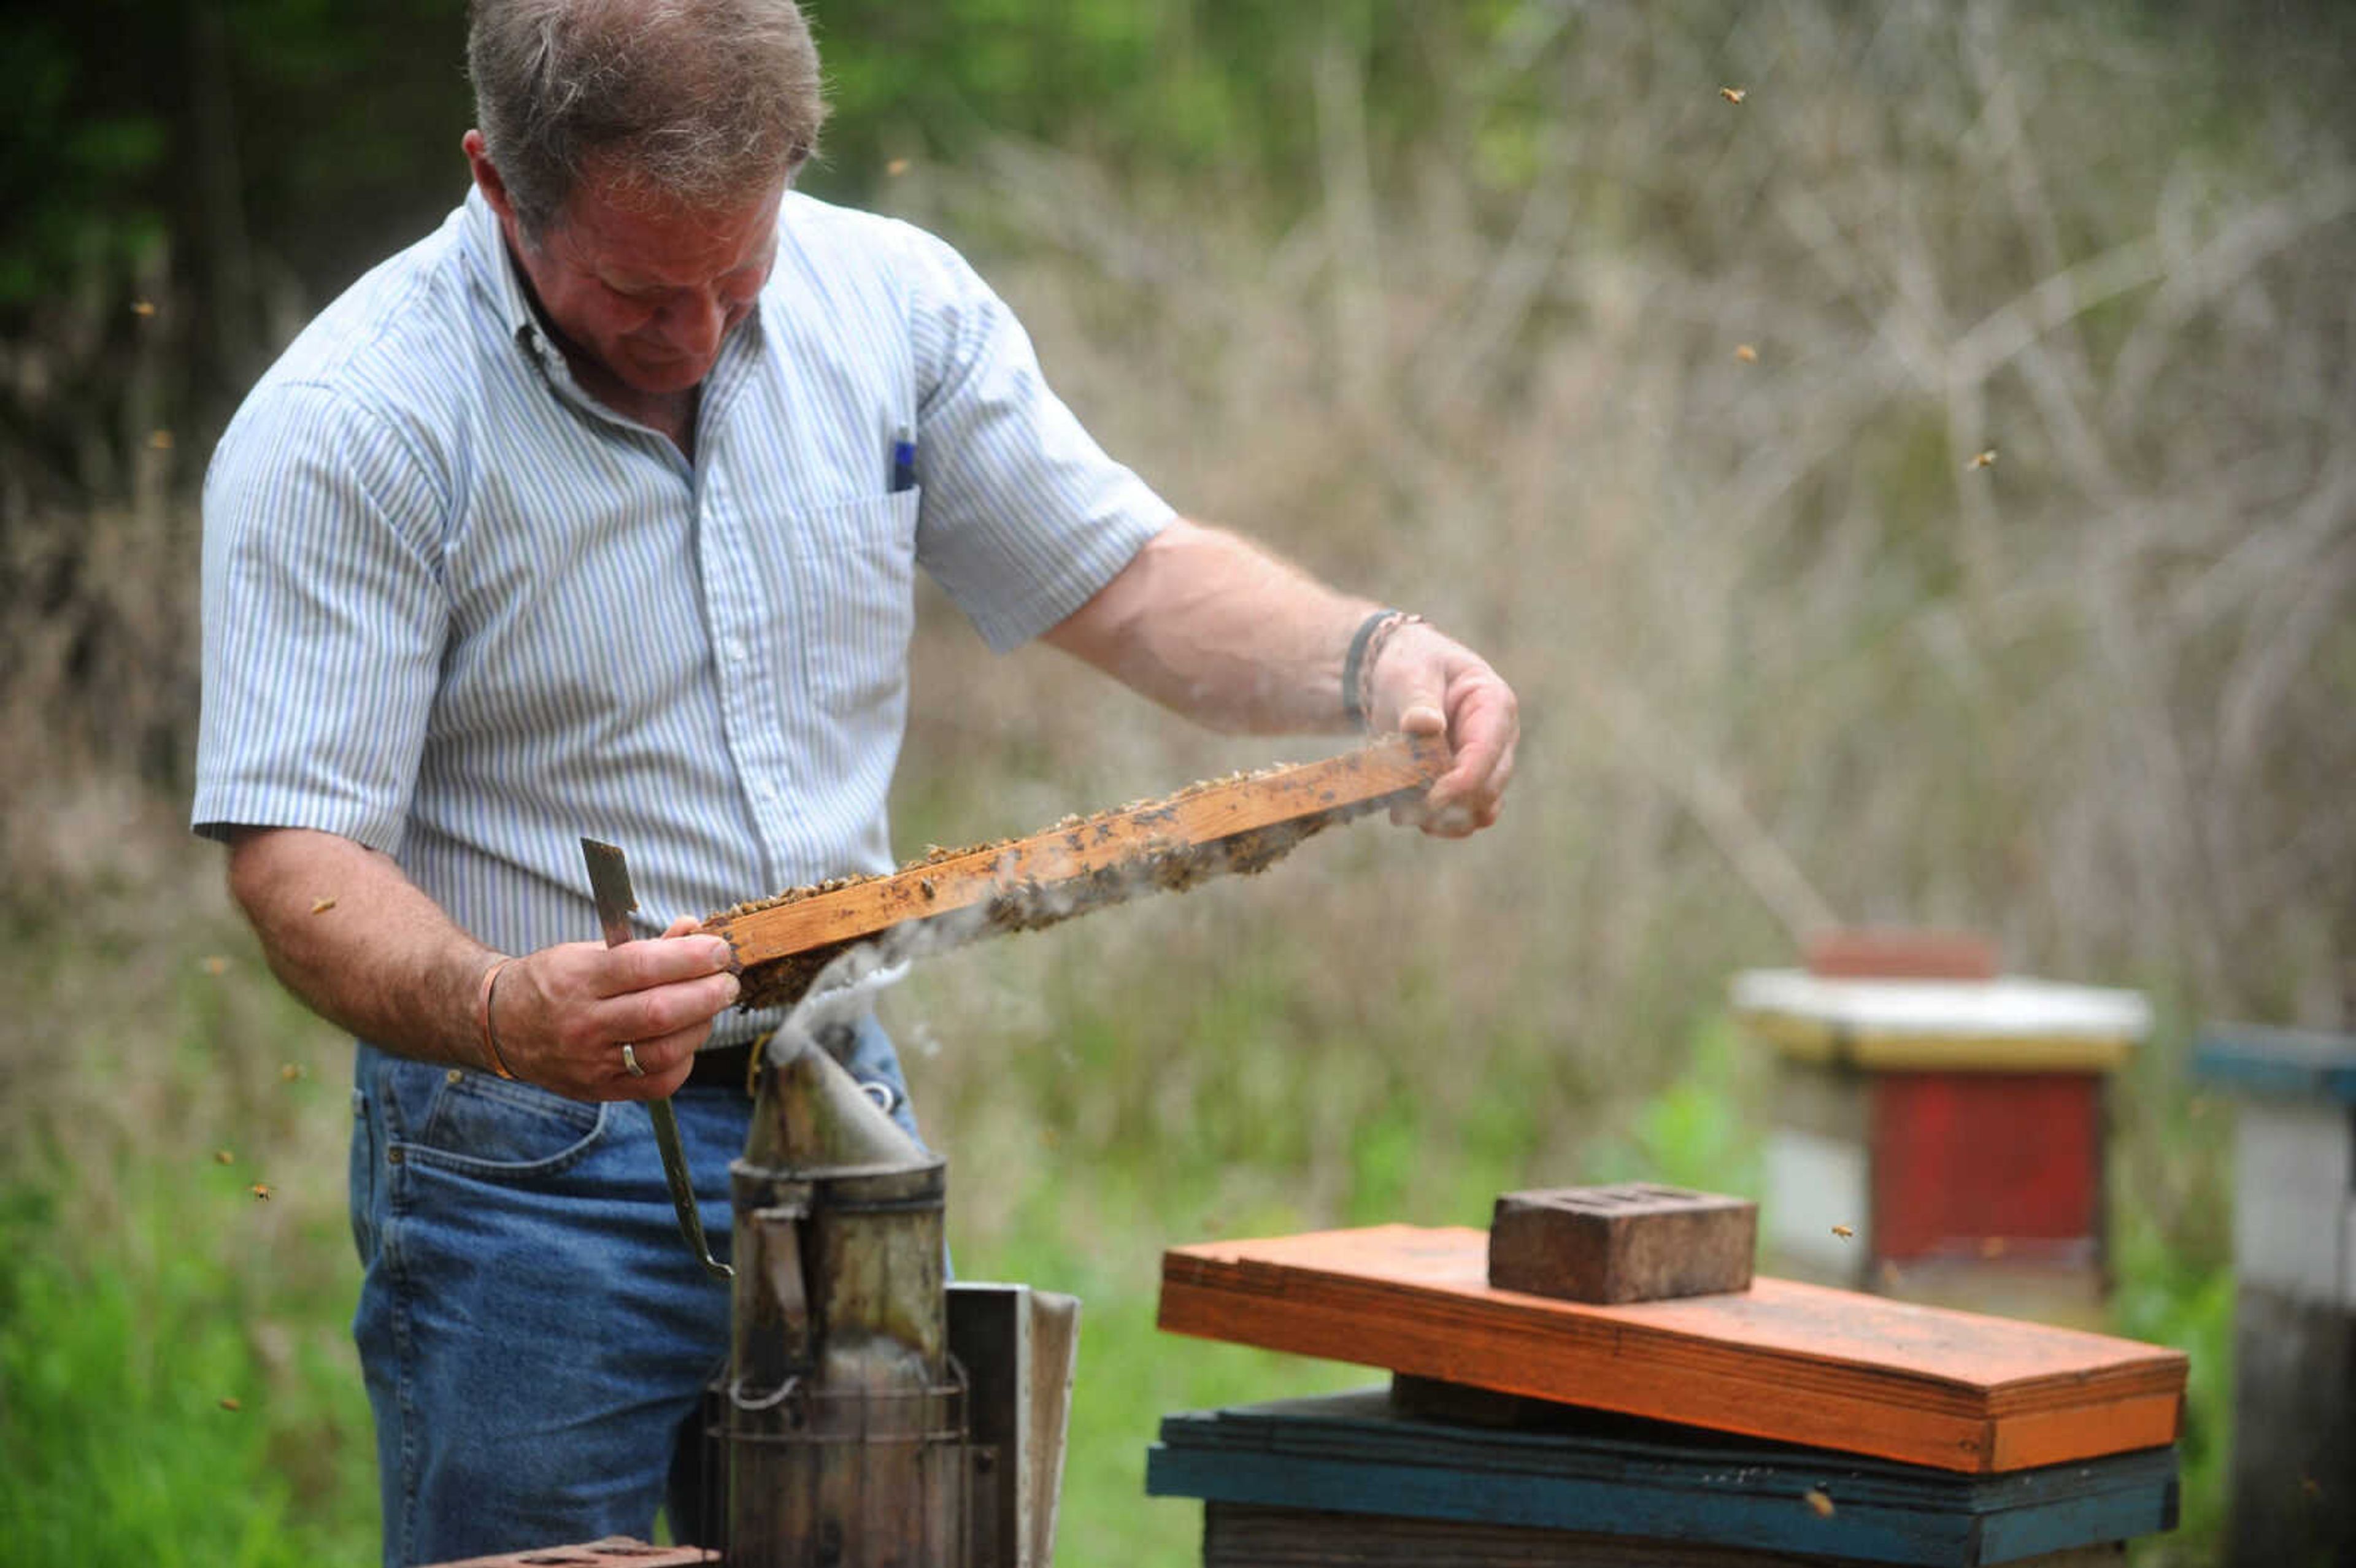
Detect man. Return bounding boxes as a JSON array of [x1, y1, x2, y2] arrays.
[[194, 1, 1517, 1561]]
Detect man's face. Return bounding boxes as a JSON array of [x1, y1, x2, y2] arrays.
[[466, 132, 783, 397]]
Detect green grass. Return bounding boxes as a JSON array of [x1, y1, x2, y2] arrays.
[[0, 891, 379, 1566], [0, 1148, 378, 1567]]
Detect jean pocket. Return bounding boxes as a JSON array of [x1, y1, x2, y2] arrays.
[[348, 1086, 380, 1261], [388, 1063, 610, 1182]]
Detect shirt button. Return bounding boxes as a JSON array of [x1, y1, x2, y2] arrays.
[[723, 637, 749, 662]]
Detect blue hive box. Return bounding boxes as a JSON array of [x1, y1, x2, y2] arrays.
[[1146, 1387, 2177, 1566]]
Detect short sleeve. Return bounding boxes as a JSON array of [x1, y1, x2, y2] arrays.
[[900, 228, 1174, 652], [192, 383, 450, 850]]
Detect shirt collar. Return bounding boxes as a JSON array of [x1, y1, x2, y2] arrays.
[[460, 185, 556, 367]]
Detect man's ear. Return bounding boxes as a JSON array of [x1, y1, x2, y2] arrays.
[[462, 129, 518, 226]]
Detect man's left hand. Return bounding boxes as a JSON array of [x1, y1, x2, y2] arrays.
[[1367, 621, 1519, 837]]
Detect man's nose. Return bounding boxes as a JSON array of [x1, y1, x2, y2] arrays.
[[658, 292, 726, 359]]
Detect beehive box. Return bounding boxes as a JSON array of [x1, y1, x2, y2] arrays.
[[1733, 966, 2149, 1325], [2192, 1023, 2355, 1565]]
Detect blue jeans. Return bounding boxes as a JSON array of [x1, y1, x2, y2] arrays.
[[348, 1018, 920, 1567]]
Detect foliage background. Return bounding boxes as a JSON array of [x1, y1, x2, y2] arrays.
[[4, 1, 2352, 1563]]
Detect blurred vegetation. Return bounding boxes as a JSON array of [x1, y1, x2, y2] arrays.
[[7, 1, 2355, 1564]]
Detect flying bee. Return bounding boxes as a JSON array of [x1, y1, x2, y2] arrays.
[[886, 158, 911, 177], [250, 1183, 272, 1202], [1969, 448, 1998, 469], [281, 1063, 307, 1082], [219, 1397, 242, 1412], [1979, 1236, 2007, 1259], [201, 955, 231, 977], [131, 299, 156, 317], [311, 896, 337, 914], [214, 1150, 235, 1166], [1734, 344, 1758, 363], [148, 430, 174, 450], [1831, 1224, 1855, 1240], [1720, 86, 1747, 104], [1804, 1489, 1836, 1518]]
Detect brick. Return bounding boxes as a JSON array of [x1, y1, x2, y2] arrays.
[[1487, 1184, 1755, 1304], [1805, 928, 1998, 981]]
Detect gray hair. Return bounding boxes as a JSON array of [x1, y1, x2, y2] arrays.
[[469, 0, 827, 239]]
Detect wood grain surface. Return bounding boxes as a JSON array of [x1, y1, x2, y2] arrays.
[[704, 734, 1446, 1005], [1158, 1226, 2185, 1474]]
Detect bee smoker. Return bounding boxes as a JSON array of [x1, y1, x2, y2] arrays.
[[723, 1026, 973, 1566], [581, 842, 1071, 1565]]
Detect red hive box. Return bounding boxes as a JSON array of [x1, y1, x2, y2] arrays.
[[1734, 936, 2148, 1325]]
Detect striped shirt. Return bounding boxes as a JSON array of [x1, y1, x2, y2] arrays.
[[194, 186, 1171, 1043]]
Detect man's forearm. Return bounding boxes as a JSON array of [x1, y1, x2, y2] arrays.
[[225, 827, 744, 1099], [1045, 515, 1520, 837], [228, 827, 498, 1069], [1042, 518, 1374, 734]]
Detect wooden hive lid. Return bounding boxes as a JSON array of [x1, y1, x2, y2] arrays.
[[1730, 969, 2150, 1072], [1159, 1225, 2185, 1474]]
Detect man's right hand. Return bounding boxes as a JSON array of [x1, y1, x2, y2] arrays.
[[486, 917, 739, 1101]]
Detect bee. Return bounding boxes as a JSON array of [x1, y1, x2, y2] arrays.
[[1979, 1236, 2007, 1259], [885, 158, 911, 177], [249, 1183, 272, 1202], [918, 877, 936, 901], [1831, 1224, 1855, 1240], [2300, 1475, 2322, 1500], [1969, 448, 1998, 469], [214, 1150, 235, 1166], [148, 430, 174, 450], [1720, 86, 1747, 104], [131, 299, 156, 317], [219, 1397, 242, 1412], [1734, 344, 1758, 364], [311, 896, 337, 915], [200, 955, 231, 977], [280, 1063, 307, 1082], [1804, 1489, 1836, 1518]]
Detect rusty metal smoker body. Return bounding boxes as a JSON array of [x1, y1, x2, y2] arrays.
[[723, 1027, 977, 1567]]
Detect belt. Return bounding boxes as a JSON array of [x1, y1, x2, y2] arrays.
[[679, 1025, 899, 1115], [683, 1034, 768, 1095]]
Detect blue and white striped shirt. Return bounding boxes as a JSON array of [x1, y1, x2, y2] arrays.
[[194, 186, 1171, 1040]]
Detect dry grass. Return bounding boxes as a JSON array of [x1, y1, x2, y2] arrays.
[[879, 0, 2353, 1063], [5, 0, 2339, 1304]]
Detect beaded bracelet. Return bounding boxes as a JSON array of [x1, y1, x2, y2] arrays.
[[476, 956, 520, 1080]]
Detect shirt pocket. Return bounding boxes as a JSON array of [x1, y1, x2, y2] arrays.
[[783, 490, 920, 722]]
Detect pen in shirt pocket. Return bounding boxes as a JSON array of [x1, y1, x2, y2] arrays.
[[890, 425, 917, 493]]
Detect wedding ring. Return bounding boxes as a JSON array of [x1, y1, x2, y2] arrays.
[[621, 1042, 645, 1078]]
